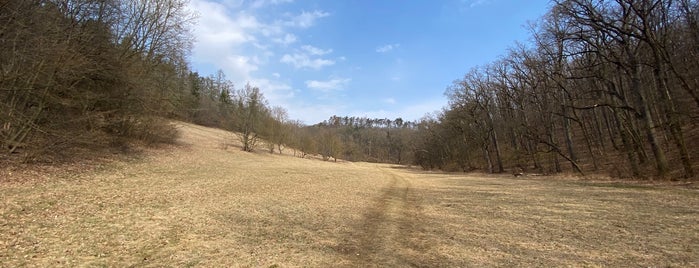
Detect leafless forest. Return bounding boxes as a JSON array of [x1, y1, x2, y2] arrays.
[[2, 0, 698, 180], [412, 0, 699, 179]]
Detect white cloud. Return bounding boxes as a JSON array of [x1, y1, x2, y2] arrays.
[[305, 78, 351, 92], [285, 10, 330, 28], [376, 43, 400, 53], [383, 98, 396, 104], [224, 55, 259, 76], [280, 45, 335, 69], [273, 33, 297, 45], [301, 45, 332, 55], [190, 1, 333, 81], [280, 53, 335, 69], [251, 78, 294, 103], [189, 0, 263, 82], [191, 1, 253, 45]]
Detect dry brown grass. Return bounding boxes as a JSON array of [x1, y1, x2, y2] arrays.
[[1, 122, 698, 267]]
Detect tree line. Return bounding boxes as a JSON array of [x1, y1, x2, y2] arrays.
[[304, 116, 417, 163], [3, 0, 697, 180], [410, 0, 698, 179]]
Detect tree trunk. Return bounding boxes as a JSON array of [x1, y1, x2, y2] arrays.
[[483, 145, 494, 173], [491, 129, 504, 173], [579, 114, 599, 171], [562, 102, 577, 171], [629, 60, 668, 177], [615, 109, 640, 177], [548, 121, 562, 173], [649, 42, 694, 178], [486, 110, 504, 173]]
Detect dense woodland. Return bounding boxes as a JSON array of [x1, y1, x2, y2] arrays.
[[2, 0, 698, 179], [411, 0, 699, 179], [1, 0, 196, 161]]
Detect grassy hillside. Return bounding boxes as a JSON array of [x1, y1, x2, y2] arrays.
[[1, 122, 697, 266]]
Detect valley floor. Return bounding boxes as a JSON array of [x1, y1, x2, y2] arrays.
[[1, 122, 697, 267]]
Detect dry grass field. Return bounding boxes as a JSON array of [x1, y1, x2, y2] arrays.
[[1, 122, 698, 267]]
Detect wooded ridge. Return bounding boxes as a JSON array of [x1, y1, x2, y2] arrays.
[[2, 0, 697, 180]]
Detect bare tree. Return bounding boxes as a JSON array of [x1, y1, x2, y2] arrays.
[[268, 106, 290, 154], [234, 84, 267, 152]]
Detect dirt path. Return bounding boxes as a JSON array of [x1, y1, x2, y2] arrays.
[[333, 168, 436, 267]]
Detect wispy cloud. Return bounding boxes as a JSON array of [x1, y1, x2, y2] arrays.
[[301, 45, 332, 55], [251, 78, 295, 103], [272, 33, 297, 45], [376, 43, 400, 53], [305, 77, 351, 92], [281, 53, 335, 69], [280, 45, 335, 69], [284, 10, 330, 28]]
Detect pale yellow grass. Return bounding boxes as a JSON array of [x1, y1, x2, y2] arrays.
[[1, 122, 698, 267]]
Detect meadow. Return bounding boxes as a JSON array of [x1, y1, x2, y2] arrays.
[[1, 122, 697, 267]]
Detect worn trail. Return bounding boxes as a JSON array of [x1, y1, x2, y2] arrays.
[[333, 168, 426, 266]]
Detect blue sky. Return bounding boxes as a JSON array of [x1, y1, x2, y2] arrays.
[[187, 0, 552, 124]]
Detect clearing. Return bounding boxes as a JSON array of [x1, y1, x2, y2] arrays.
[[1, 122, 697, 267]]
